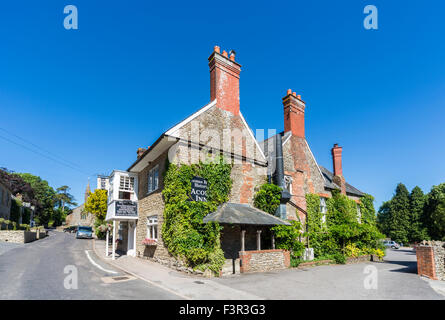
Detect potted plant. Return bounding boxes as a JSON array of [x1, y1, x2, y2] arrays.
[[142, 238, 157, 246]]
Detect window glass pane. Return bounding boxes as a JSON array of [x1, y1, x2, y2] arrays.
[[149, 172, 153, 192], [154, 167, 159, 190]]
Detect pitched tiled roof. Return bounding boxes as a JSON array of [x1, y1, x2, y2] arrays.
[[319, 166, 365, 197], [203, 203, 291, 226]]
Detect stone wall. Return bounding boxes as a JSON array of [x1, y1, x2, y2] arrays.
[[239, 249, 290, 273], [416, 241, 445, 281], [0, 230, 37, 243], [136, 150, 173, 264], [346, 255, 371, 264], [65, 204, 94, 227]]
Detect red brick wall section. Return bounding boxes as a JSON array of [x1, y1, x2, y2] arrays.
[[416, 246, 437, 280], [283, 250, 290, 268], [240, 163, 253, 204]]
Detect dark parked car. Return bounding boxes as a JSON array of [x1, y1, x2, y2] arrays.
[[63, 226, 77, 233], [76, 226, 93, 239]]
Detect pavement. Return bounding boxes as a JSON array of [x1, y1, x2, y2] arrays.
[[94, 241, 445, 300], [0, 231, 180, 299], [93, 239, 263, 300], [211, 248, 445, 300]]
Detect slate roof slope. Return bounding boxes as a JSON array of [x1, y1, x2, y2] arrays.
[[203, 203, 291, 226], [319, 166, 365, 197], [258, 131, 291, 159]]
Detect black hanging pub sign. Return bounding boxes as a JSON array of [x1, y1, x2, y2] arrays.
[[190, 176, 208, 202]]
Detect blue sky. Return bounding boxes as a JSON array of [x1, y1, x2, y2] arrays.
[[0, 0, 444, 209]]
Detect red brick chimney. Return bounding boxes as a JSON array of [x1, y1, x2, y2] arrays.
[[208, 46, 241, 115], [331, 144, 346, 194], [282, 89, 306, 138]]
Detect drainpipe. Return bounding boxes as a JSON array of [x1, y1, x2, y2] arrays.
[[274, 133, 291, 219]]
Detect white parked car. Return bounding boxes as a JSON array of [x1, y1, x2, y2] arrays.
[[383, 240, 400, 249]]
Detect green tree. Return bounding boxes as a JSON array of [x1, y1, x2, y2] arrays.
[[16, 173, 56, 226], [53, 186, 77, 226], [386, 183, 410, 243], [84, 189, 108, 223], [408, 186, 427, 242], [377, 201, 391, 236], [424, 183, 445, 241]]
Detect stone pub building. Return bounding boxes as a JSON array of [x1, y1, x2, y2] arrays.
[[104, 46, 365, 274]]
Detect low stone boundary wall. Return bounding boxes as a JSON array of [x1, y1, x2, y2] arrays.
[[416, 241, 445, 281], [346, 255, 371, 264], [298, 259, 334, 268], [0, 230, 38, 243], [239, 249, 290, 273]]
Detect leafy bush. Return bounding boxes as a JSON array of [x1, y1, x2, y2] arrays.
[[253, 183, 281, 215], [373, 248, 385, 260], [162, 158, 232, 274], [332, 253, 346, 264], [344, 243, 361, 258], [271, 220, 305, 259]]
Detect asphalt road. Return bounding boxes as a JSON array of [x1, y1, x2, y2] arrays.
[[214, 248, 445, 299], [0, 231, 181, 299]]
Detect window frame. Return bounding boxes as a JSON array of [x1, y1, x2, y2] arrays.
[[147, 165, 160, 195], [146, 215, 158, 240]]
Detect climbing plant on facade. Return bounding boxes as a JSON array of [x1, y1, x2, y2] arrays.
[[253, 183, 281, 215], [305, 190, 384, 261], [161, 157, 232, 274]]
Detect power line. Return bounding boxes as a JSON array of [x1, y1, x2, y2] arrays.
[[0, 133, 91, 176], [0, 127, 83, 170]]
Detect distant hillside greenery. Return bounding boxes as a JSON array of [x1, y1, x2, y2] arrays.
[[377, 183, 445, 243]]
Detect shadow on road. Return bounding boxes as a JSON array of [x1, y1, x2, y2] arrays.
[[385, 260, 417, 273]]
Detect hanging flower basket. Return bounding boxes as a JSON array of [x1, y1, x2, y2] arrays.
[[142, 238, 157, 246]]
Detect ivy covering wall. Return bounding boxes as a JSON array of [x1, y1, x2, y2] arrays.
[[306, 190, 384, 262], [253, 183, 304, 264], [161, 158, 232, 273]]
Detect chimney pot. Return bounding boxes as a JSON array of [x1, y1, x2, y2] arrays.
[[209, 47, 241, 115], [283, 89, 306, 138], [229, 50, 236, 61], [297, 94, 301, 99], [137, 147, 147, 159], [214, 46, 220, 53]]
